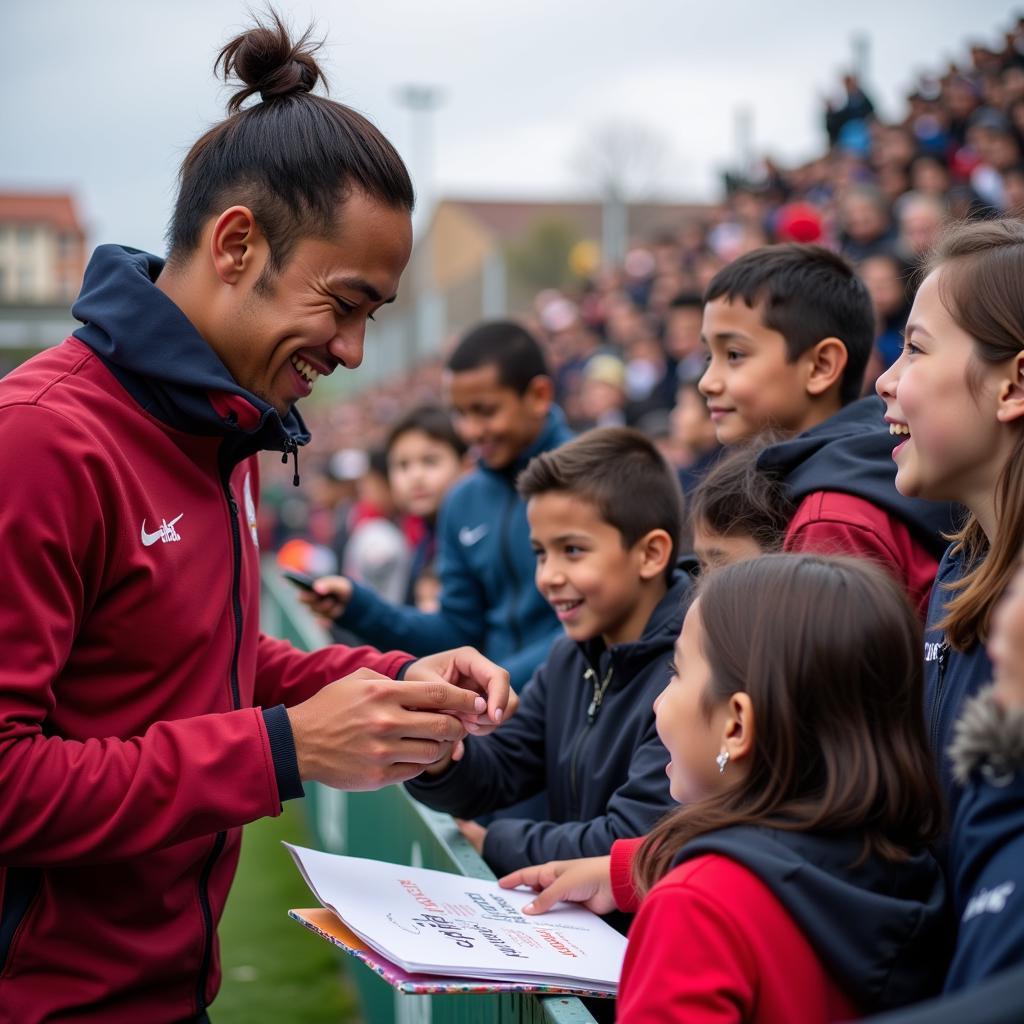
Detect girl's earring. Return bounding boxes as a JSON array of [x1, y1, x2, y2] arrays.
[[716, 750, 730, 774]]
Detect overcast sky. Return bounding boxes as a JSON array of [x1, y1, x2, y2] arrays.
[[1, 0, 1018, 255]]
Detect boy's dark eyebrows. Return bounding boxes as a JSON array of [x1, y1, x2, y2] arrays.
[[703, 330, 753, 345]]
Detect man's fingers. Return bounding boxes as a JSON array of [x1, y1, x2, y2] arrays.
[[400, 679, 487, 717], [447, 647, 510, 723]]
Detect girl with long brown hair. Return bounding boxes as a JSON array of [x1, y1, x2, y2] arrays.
[[502, 554, 947, 1021], [876, 218, 1024, 822]]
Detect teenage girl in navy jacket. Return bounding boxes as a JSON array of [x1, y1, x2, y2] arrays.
[[876, 219, 1024, 825]]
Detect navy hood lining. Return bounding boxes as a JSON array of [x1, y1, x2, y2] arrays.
[[71, 245, 310, 457]]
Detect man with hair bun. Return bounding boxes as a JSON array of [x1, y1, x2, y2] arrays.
[[0, 11, 509, 1023]]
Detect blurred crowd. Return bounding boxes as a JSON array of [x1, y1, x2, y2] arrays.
[[263, 13, 1024, 570]]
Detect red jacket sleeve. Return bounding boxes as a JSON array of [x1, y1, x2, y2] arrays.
[[617, 857, 757, 1022], [611, 836, 645, 912], [253, 633, 414, 708]]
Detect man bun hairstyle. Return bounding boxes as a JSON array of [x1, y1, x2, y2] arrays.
[[518, 427, 684, 583], [704, 244, 874, 406], [167, 9, 413, 275]]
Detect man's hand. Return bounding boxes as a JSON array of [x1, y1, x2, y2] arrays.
[[297, 574, 353, 624], [455, 818, 487, 854], [403, 647, 513, 732], [498, 856, 615, 916], [286, 668, 486, 790]]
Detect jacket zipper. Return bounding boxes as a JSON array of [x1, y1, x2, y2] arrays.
[[928, 639, 951, 752], [499, 488, 523, 653], [569, 665, 615, 813], [194, 475, 245, 1014]]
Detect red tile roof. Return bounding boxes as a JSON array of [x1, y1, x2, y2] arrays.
[[0, 193, 84, 237]]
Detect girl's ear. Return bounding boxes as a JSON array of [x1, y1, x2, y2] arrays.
[[996, 352, 1024, 425], [722, 692, 755, 764], [637, 528, 673, 580]]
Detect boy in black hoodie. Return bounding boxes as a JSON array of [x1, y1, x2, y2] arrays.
[[699, 244, 956, 613], [406, 428, 692, 877]]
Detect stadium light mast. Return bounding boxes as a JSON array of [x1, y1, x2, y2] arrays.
[[395, 84, 444, 369]]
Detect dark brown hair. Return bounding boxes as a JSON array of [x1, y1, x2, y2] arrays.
[[927, 219, 1024, 650], [704, 244, 874, 405], [167, 10, 413, 274], [635, 554, 942, 893], [385, 405, 468, 461], [688, 440, 796, 552], [517, 427, 683, 583]]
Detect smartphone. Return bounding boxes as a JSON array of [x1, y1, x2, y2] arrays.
[[281, 568, 318, 592]]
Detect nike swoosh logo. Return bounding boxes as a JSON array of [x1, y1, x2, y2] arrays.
[[141, 513, 184, 547], [458, 524, 489, 546]]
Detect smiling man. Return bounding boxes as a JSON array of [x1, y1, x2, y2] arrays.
[[0, 13, 510, 1024]]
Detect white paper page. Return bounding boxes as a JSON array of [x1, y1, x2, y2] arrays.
[[285, 844, 627, 988]]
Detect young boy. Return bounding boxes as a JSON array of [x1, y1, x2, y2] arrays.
[[405, 427, 693, 877], [303, 320, 572, 689], [698, 243, 956, 613]]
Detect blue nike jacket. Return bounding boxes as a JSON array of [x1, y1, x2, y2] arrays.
[[337, 407, 573, 689]]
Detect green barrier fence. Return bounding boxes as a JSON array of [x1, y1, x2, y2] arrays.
[[261, 564, 600, 1024]]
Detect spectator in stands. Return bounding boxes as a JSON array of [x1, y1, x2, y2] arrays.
[[407, 428, 692, 877], [668, 376, 721, 498], [663, 291, 707, 383], [687, 441, 796, 574], [838, 185, 897, 262], [339, 448, 411, 605], [382, 404, 468, 606], [578, 353, 628, 429], [302, 320, 571, 690], [825, 72, 877, 146], [700, 243, 955, 614], [504, 555, 948, 1020], [859, 250, 914, 372], [896, 192, 948, 262]]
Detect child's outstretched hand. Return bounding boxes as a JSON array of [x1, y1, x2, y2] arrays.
[[297, 575, 353, 624], [498, 856, 614, 916]]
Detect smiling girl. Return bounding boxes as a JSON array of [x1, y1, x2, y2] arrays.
[[876, 219, 1024, 817], [503, 555, 947, 1021]]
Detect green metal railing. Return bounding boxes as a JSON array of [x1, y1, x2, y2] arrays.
[[261, 564, 599, 1024]]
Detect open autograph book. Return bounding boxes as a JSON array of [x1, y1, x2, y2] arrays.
[[285, 843, 627, 997]]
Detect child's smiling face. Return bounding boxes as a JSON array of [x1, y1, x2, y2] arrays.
[[877, 268, 1013, 506], [528, 492, 665, 649], [698, 297, 819, 445]]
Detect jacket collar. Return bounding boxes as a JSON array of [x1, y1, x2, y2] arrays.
[[72, 245, 310, 466]]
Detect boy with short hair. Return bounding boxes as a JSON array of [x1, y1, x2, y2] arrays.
[[698, 243, 955, 612], [306, 320, 571, 689], [406, 427, 694, 877]]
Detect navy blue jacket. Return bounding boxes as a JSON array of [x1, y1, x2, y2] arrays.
[[405, 569, 695, 876], [339, 407, 573, 689], [944, 685, 1024, 993], [674, 826, 950, 1012], [923, 544, 994, 823]]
